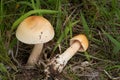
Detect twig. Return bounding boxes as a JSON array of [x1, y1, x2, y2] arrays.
[[104, 70, 120, 80], [15, 40, 19, 57], [9, 49, 21, 67], [76, 52, 119, 64], [58, 44, 62, 54], [38, 59, 47, 67]]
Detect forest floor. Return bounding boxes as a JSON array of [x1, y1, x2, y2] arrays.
[[0, 0, 120, 80]]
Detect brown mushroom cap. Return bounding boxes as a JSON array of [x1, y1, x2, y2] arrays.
[[70, 34, 89, 52], [16, 16, 54, 44]]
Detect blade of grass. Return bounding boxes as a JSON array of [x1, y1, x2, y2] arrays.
[[0, 38, 17, 71], [31, 0, 36, 10], [17, 1, 32, 8], [84, 51, 90, 61], [31, 0, 41, 15], [102, 29, 120, 54], [0, 0, 3, 23], [111, 0, 117, 9], [106, 65, 120, 71], [0, 0, 5, 33], [9, 38, 17, 49], [11, 9, 58, 31], [80, 12, 90, 37], [68, 21, 73, 38], [0, 63, 11, 79], [55, 0, 62, 37], [0, 63, 8, 73], [0, 55, 17, 71], [115, 8, 120, 21], [112, 45, 120, 55], [36, 0, 41, 9], [78, 52, 119, 64]]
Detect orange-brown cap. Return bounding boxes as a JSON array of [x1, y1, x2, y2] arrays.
[[16, 16, 54, 44], [70, 34, 89, 52]]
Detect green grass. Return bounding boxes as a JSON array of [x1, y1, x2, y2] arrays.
[[0, 63, 11, 80], [11, 9, 58, 31], [0, 0, 120, 79]]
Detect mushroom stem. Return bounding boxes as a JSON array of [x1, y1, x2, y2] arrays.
[[59, 41, 80, 63], [26, 43, 43, 66], [45, 41, 81, 76]]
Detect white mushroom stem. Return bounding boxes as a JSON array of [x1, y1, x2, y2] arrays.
[[59, 41, 80, 64], [26, 43, 43, 66], [46, 41, 81, 74]]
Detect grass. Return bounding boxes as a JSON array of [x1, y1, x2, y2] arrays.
[[0, 0, 120, 80], [11, 9, 58, 31]]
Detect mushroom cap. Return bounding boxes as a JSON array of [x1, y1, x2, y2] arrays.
[[16, 16, 54, 44], [70, 34, 89, 52]]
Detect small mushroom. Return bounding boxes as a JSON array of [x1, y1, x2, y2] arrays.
[[45, 34, 89, 77], [16, 16, 54, 66]]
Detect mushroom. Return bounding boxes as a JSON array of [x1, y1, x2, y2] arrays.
[[16, 16, 54, 66], [45, 34, 89, 77]]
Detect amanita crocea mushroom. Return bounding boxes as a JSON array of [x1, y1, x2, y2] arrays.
[[45, 34, 88, 77], [16, 16, 54, 66]]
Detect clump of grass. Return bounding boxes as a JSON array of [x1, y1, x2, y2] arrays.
[[0, 63, 11, 80]]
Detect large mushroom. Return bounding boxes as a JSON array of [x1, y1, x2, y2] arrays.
[[16, 16, 54, 66], [45, 34, 89, 78]]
